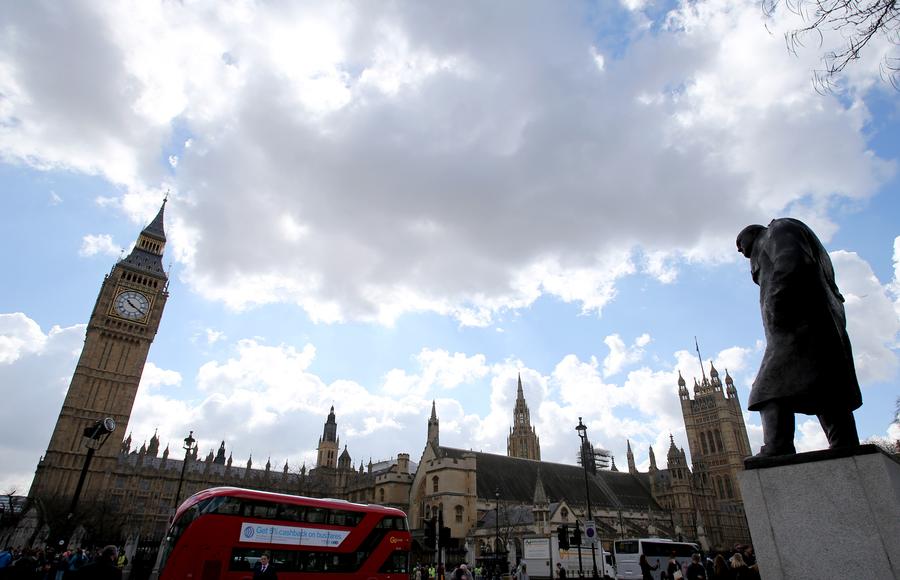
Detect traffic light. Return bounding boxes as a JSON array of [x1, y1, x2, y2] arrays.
[[423, 517, 436, 550], [557, 525, 570, 550], [440, 526, 451, 545], [572, 522, 582, 546]]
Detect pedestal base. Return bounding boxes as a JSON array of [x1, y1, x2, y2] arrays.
[[738, 444, 900, 580]]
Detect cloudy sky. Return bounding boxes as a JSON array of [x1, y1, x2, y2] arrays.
[[1, 0, 898, 493]]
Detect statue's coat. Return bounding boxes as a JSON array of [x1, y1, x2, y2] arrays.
[[747, 218, 862, 413]]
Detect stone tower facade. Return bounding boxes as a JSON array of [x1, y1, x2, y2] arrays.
[[30, 201, 169, 505], [316, 406, 340, 468], [679, 361, 752, 547], [507, 374, 541, 460]]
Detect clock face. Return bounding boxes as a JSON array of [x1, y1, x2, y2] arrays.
[[114, 290, 150, 320]]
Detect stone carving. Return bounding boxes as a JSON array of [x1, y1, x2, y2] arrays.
[[736, 218, 861, 456]]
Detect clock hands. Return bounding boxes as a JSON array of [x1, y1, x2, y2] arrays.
[[126, 298, 147, 315]]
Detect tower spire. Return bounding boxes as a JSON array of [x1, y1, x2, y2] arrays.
[[695, 336, 707, 382]]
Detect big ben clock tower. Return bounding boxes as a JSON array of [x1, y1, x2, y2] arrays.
[[30, 200, 170, 506]]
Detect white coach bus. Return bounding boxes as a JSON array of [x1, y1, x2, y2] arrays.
[[613, 538, 699, 580]]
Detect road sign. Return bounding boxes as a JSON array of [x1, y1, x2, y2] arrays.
[[584, 520, 598, 544]]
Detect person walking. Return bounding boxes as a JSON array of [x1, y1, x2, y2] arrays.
[[685, 554, 705, 580], [515, 562, 529, 580], [709, 555, 728, 580], [638, 554, 658, 580]]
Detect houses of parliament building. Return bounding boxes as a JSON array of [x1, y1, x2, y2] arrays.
[[13, 204, 752, 557]]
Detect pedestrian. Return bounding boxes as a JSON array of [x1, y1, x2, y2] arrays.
[[252, 553, 277, 579], [556, 562, 568, 579], [415, 564, 423, 580], [664, 551, 679, 580], [515, 562, 529, 580], [72, 546, 120, 580], [638, 554, 657, 580], [686, 554, 705, 580], [709, 555, 728, 580], [727, 553, 750, 580]]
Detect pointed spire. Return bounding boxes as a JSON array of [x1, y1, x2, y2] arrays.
[[517, 373, 524, 399], [162, 444, 170, 460], [709, 361, 719, 378], [121, 198, 168, 277], [725, 369, 734, 385], [532, 467, 548, 505], [143, 197, 167, 242], [677, 370, 686, 387], [265, 457, 271, 471], [610, 457, 619, 472], [649, 445, 658, 470], [626, 440, 637, 474], [247, 454, 253, 470], [226, 452, 233, 468], [283, 460, 289, 474], [430, 400, 438, 421]]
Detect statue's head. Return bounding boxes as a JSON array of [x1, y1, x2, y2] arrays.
[[736, 224, 765, 258]]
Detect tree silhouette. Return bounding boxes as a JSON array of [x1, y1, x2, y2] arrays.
[[762, 0, 900, 91]]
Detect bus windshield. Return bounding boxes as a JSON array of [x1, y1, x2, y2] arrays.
[[159, 487, 411, 579]]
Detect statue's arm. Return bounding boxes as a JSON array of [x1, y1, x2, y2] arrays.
[[761, 226, 813, 327]]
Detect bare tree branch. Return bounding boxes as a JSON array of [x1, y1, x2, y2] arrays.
[[762, 0, 900, 90]]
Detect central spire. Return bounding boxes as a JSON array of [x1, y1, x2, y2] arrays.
[[507, 373, 541, 460]]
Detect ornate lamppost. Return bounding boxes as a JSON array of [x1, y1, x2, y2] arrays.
[[576, 417, 599, 579], [173, 431, 197, 510]]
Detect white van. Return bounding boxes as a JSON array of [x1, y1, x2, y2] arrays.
[[613, 538, 698, 580]]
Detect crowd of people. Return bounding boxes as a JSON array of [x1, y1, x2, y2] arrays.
[[0, 545, 126, 579], [640, 544, 761, 580]]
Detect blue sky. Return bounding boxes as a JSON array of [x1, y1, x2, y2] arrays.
[[1, 0, 898, 493]]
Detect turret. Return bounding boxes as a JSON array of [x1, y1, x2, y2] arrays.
[[214, 440, 226, 464], [338, 445, 352, 469], [626, 439, 637, 474], [427, 400, 440, 447], [148, 430, 160, 456], [648, 445, 658, 471], [678, 371, 689, 400]]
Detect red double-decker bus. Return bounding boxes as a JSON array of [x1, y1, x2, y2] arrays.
[[158, 487, 410, 579]]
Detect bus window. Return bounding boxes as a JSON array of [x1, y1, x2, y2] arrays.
[[615, 540, 638, 554], [376, 516, 407, 530], [379, 552, 410, 574], [307, 507, 327, 523], [329, 509, 364, 527], [279, 503, 307, 522]]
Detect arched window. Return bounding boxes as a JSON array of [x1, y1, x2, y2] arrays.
[[432, 476, 439, 493], [714, 430, 724, 453], [379, 488, 385, 503], [560, 507, 568, 520], [700, 432, 709, 455], [455, 505, 464, 523]]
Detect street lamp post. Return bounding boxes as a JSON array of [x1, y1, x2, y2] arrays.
[[576, 417, 599, 579], [173, 431, 196, 510], [495, 487, 501, 580]]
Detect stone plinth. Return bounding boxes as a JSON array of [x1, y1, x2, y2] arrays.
[[738, 444, 900, 580]]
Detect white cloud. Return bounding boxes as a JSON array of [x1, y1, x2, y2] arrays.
[[0, 1, 893, 326], [831, 250, 900, 384], [139, 362, 182, 390], [0, 313, 84, 493], [205, 328, 225, 345], [602, 333, 651, 378], [78, 234, 121, 258], [0, 313, 48, 364], [890, 236, 900, 320]]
